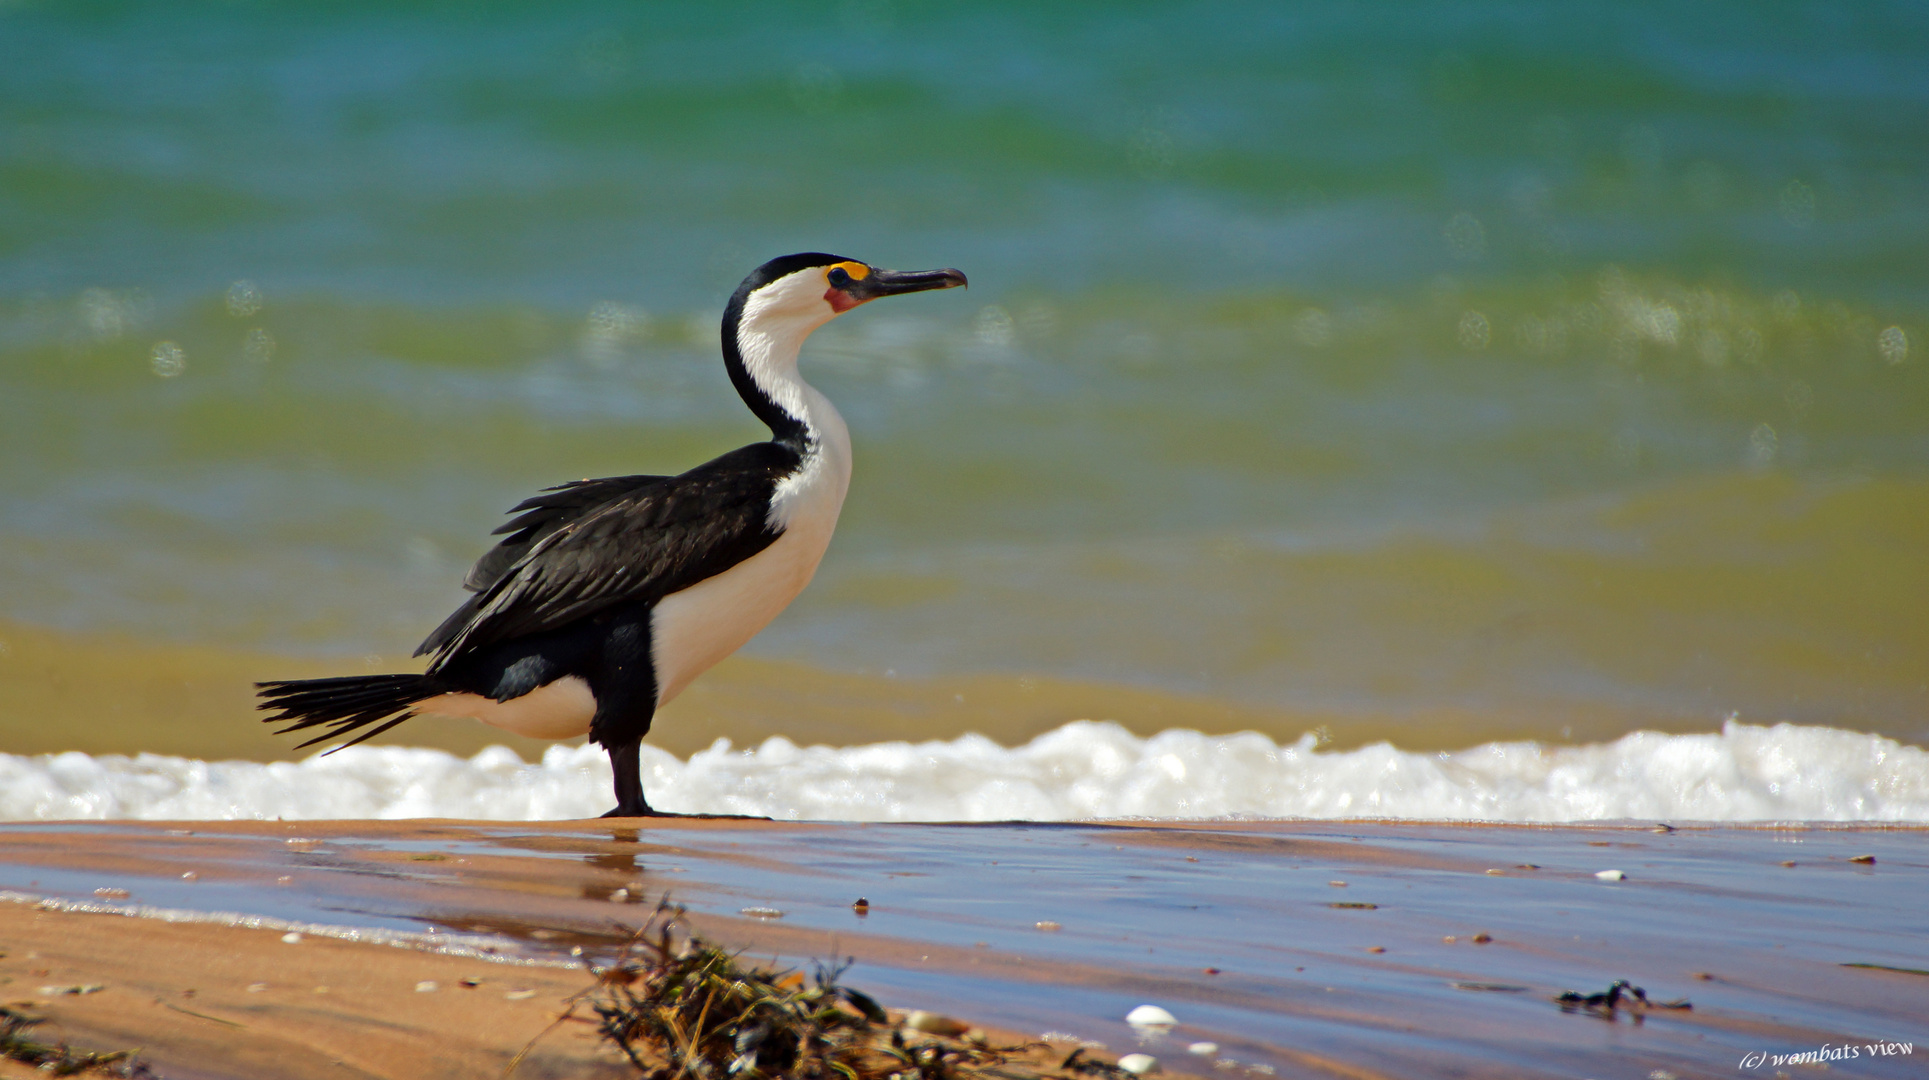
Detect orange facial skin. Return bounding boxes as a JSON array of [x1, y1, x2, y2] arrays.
[[824, 261, 873, 312]]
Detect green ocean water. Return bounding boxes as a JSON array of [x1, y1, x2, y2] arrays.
[[2, 2, 1925, 744]]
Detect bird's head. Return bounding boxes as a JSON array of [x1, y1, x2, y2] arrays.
[[728, 253, 968, 344]]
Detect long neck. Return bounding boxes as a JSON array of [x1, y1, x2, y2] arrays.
[[726, 282, 848, 448]]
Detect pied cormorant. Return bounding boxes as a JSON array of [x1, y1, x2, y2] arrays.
[[257, 254, 967, 816]]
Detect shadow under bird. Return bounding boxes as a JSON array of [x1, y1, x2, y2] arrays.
[[257, 254, 967, 816]]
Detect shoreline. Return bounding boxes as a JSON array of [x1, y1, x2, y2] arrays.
[[0, 818, 1923, 1079]]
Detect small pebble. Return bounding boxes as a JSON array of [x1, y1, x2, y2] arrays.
[[1126, 1004, 1177, 1026], [1651, 823, 1676, 833], [1515, 863, 1541, 870], [181, 871, 198, 881], [415, 981, 438, 993], [1692, 972, 1715, 980], [505, 989, 538, 1001], [1849, 855, 1876, 864], [1780, 860, 1797, 868], [1485, 868, 1504, 875], [608, 888, 629, 903], [1118, 1053, 1160, 1075], [1471, 933, 1492, 944], [1034, 921, 1061, 932], [1184, 856, 1198, 863], [1442, 936, 1458, 944], [852, 897, 870, 912], [1328, 880, 1347, 887], [1365, 946, 1385, 954], [1202, 967, 1221, 975], [276, 876, 292, 885], [1595, 869, 1626, 881], [245, 983, 269, 993], [1188, 1043, 1219, 1057], [281, 932, 302, 945], [459, 978, 481, 988], [904, 1011, 968, 1036]]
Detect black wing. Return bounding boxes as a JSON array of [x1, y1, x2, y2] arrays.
[[415, 443, 801, 665], [462, 473, 669, 594]]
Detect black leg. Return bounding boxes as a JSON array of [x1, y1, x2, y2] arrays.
[[601, 736, 667, 818], [586, 606, 666, 818]]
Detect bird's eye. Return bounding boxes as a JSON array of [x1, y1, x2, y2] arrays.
[[827, 266, 851, 288]]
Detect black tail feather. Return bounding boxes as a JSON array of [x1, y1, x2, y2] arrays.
[[256, 673, 444, 754]]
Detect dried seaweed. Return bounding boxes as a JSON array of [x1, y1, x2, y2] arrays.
[[0, 1006, 156, 1078], [510, 899, 1123, 1080]]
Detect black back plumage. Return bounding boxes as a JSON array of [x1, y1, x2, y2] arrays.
[[415, 441, 803, 667], [461, 473, 669, 594]]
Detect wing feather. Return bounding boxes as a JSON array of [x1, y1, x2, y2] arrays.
[[462, 473, 669, 593], [416, 444, 800, 665]]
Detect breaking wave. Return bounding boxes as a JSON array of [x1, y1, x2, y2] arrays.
[[0, 720, 1923, 823]]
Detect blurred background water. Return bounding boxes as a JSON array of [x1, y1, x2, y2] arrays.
[[2, 1, 1925, 757]]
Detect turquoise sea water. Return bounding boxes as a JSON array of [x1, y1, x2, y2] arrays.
[[2, 2, 1925, 745]]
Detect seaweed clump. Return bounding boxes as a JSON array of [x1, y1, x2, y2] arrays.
[[0, 1006, 155, 1077], [1555, 980, 1691, 1020], [521, 900, 1124, 1080]]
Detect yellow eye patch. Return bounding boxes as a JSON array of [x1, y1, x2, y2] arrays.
[[828, 261, 871, 281]]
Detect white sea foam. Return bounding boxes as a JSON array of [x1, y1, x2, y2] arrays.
[[0, 720, 1924, 823]]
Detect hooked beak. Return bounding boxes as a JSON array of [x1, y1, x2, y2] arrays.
[[853, 267, 969, 300]]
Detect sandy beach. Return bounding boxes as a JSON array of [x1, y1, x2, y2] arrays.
[[0, 818, 1923, 1079]]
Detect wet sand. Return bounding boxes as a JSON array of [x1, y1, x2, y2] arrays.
[[0, 818, 1924, 1079]]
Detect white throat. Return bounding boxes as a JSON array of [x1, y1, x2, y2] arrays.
[[735, 274, 839, 435], [732, 270, 853, 528]]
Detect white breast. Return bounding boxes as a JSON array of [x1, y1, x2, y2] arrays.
[[650, 387, 851, 707]]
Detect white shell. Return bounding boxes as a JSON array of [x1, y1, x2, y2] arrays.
[[1595, 869, 1627, 881], [1118, 1054, 1161, 1075], [904, 1011, 969, 1036], [1125, 1004, 1178, 1026]]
